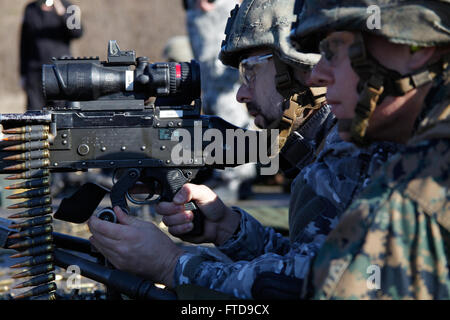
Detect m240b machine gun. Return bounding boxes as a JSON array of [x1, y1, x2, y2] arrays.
[[0, 41, 273, 300]]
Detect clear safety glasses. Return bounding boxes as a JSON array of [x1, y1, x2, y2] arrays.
[[318, 32, 357, 67], [238, 53, 273, 87]]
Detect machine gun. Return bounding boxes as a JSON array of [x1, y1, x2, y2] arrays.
[[0, 41, 276, 300]]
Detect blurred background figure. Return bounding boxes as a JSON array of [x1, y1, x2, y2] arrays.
[[183, 0, 257, 202], [19, 0, 83, 111], [162, 35, 194, 62], [19, 0, 85, 199]]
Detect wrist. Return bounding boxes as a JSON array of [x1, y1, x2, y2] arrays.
[[161, 247, 184, 289], [214, 207, 241, 246]]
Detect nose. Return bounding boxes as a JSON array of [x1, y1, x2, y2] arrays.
[[306, 57, 334, 87], [236, 83, 252, 104]]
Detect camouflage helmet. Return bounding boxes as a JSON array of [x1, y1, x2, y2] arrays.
[[219, 0, 320, 70], [291, 0, 450, 48]]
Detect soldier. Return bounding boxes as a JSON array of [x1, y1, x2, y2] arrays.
[[291, 0, 450, 299], [87, 0, 399, 299], [20, 0, 83, 111]]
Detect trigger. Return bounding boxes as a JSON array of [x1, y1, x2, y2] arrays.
[[110, 168, 141, 213]]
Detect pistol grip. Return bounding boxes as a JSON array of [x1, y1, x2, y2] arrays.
[[183, 202, 205, 236], [163, 169, 205, 237]]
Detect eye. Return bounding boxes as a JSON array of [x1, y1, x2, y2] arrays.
[[324, 49, 334, 61], [319, 41, 334, 61]]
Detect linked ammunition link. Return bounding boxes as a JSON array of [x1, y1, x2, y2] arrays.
[[1, 124, 57, 300]]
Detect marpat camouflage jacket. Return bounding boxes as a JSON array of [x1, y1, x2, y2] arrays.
[[310, 77, 450, 300]]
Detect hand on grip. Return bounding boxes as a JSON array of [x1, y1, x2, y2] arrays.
[[183, 202, 205, 236], [156, 183, 241, 245]]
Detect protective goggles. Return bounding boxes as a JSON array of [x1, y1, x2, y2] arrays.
[[318, 32, 356, 67], [238, 53, 273, 87]]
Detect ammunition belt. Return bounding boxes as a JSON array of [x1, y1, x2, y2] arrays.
[[2, 124, 56, 300]]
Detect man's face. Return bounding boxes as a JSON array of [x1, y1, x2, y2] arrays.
[[235, 50, 285, 129], [308, 32, 360, 141], [309, 31, 430, 142]]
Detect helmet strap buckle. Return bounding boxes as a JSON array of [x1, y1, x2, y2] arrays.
[[270, 55, 328, 152], [272, 54, 295, 99]]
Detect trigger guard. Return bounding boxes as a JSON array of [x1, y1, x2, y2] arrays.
[[125, 191, 160, 206]]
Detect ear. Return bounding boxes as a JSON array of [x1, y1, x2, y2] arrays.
[[407, 47, 436, 71]]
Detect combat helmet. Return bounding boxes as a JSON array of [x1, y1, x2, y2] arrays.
[[219, 0, 327, 153], [291, 0, 450, 145], [219, 0, 320, 70]]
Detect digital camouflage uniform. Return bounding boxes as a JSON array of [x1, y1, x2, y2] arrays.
[[292, 0, 450, 299], [175, 126, 399, 299], [173, 0, 401, 299]]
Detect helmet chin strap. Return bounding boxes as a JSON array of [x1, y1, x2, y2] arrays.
[[345, 32, 449, 146], [268, 54, 327, 152]]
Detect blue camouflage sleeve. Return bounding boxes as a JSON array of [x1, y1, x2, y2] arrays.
[[173, 208, 335, 299], [217, 207, 291, 261], [173, 240, 318, 299]]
